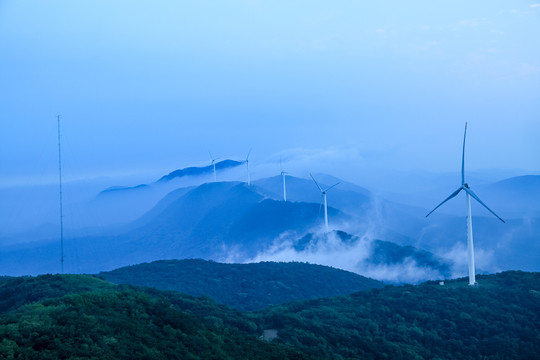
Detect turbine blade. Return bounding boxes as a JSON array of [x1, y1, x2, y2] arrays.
[[426, 187, 463, 218], [310, 173, 323, 192], [246, 148, 252, 161], [462, 122, 467, 185], [209, 151, 214, 161], [463, 187, 505, 223], [324, 182, 340, 192]]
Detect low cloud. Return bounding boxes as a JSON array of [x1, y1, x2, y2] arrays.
[[357, 259, 446, 285], [438, 243, 495, 278], [247, 229, 372, 272], [243, 227, 448, 284]]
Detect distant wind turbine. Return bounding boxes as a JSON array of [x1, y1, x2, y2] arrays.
[[209, 152, 220, 182], [426, 122, 504, 286], [280, 158, 287, 202], [310, 174, 340, 232], [244, 149, 252, 186]]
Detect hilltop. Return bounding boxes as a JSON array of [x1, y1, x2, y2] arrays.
[[99, 259, 385, 310], [159, 159, 244, 182]]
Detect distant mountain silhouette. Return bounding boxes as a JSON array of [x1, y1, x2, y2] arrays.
[[99, 184, 150, 194], [84, 160, 244, 227], [159, 159, 244, 182], [0, 181, 352, 275], [1, 173, 538, 279], [83, 159, 244, 227], [485, 175, 540, 193], [477, 175, 540, 217], [115, 182, 347, 265], [252, 175, 373, 218]]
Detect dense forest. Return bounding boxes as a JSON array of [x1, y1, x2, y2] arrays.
[[0, 275, 308, 360], [99, 259, 384, 310], [257, 271, 540, 360], [0, 270, 539, 359]]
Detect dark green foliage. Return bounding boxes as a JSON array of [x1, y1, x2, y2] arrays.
[[136, 287, 262, 334], [0, 270, 538, 360], [0, 276, 309, 360], [99, 259, 384, 310], [0, 274, 116, 313], [258, 271, 540, 360]]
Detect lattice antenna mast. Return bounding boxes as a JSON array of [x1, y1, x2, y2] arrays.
[[57, 114, 64, 273]]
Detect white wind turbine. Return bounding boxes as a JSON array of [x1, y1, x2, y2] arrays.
[[280, 158, 287, 201], [244, 149, 252, 186], [426, 122, 505, 286], [209, 152, 220, 182], [310, 174, 340, 232]]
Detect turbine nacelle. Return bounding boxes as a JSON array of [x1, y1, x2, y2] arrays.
[[244, 148, 252, 164], [244, 149, 252, 185], [310, 174, 340, 195], [280, 160, 288, 201], [209, 151, 220, 182], [310, 173, 340, 232]]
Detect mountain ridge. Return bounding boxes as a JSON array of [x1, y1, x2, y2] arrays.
[[99, 259, 385, 310], [159, 159, 244, 182]]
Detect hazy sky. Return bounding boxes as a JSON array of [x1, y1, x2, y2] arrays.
[[1, 0, 539, 186]]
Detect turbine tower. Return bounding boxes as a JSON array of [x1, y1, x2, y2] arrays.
[[280, 159, 287, 202], [426, 122, 504, 286], [209, 152, 220, 182], [57, 114, 64, 273], [245, 149, 252, 186], [310, 174, 340, 232]]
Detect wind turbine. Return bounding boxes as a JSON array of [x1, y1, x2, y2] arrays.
[[310, 174, 340, 232], [244, 149, 252, 186], [280, 158, 287, 202], [209, 152, 220, 182], [426, 122, 504, 286]]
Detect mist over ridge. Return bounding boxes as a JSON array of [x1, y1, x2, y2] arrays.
[[0, 156, 537, 284]]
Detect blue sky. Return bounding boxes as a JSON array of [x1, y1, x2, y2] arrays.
[[1, 0, 539, 186]]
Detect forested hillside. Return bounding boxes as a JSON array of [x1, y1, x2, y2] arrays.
[[258, 271, 540, 360], [0, 270, 538, 359], [99, 259, 384, 310], [0, 275, 309, 360]]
